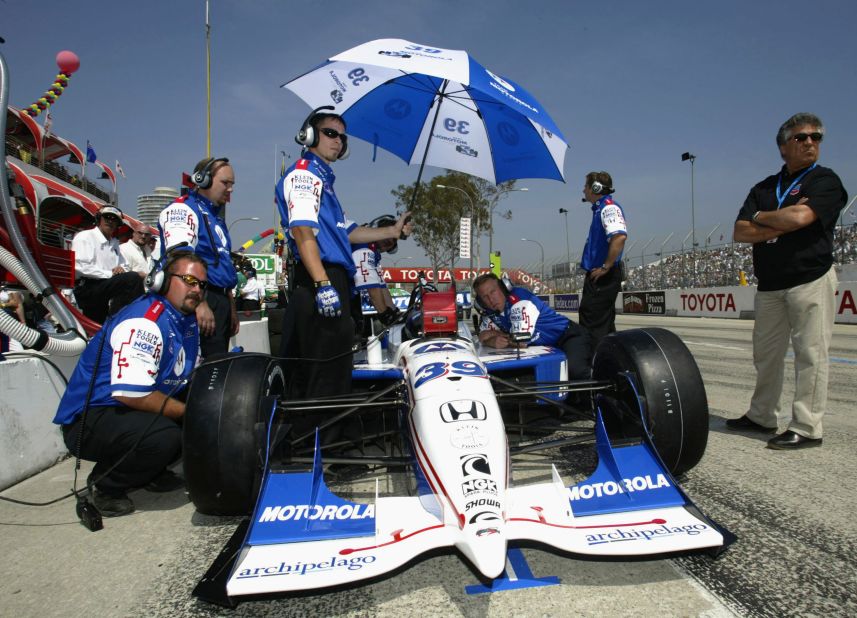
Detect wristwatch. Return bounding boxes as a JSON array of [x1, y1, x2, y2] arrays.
[[752, 211, 762, 222], [313, 279, 331, 288]]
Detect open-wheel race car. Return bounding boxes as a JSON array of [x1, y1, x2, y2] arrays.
[[184, 282, 730, 606]]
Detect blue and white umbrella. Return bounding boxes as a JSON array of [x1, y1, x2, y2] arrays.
[[282, 39, 568, 185]]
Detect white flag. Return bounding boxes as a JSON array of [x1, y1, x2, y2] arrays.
[[459, 217, 471, 259], [115, 160, 126, 178]]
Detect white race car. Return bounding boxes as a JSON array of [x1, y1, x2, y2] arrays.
[[183, 284, 728, 606]]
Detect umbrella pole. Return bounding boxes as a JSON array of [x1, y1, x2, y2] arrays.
[[407, 79, 448, 212]]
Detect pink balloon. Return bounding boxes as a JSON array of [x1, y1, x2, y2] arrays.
[[55, 51, 80, 75]]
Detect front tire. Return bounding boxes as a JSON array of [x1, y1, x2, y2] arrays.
[[183, 353, 285, 515], [592, 328, 709, 476]]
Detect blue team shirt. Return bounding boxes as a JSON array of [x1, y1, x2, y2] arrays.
[[53, 295, 199, 425], [479, 287, 570, 346], [157, 192, 238, 289], [581, 195, 627, 272], [276, 152, 357, 275]]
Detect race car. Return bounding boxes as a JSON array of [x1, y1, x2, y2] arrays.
[[184, 283, 728, 606]]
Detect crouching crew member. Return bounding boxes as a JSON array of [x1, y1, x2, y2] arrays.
[[158, 157, 238, 357], [473, 273, 592, 380], [276, 107, 410, 400], [52, 254, 206, 517]]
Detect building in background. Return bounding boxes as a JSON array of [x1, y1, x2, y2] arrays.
[[136, 187, 179, 226]]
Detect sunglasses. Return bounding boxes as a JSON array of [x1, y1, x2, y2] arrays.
[[171, 274, 208, 290], [792, 132, 823, 143], [320, 127, 346, 140]]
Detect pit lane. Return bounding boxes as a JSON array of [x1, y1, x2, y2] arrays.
[[1, 314, 855, 617]]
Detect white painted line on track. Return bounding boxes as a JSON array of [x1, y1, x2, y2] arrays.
[[683, 340, 747, 351]]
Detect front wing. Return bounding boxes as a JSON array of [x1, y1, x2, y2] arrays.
[[206, 415, 726, 600]]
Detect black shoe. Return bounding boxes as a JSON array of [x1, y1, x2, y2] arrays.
[[144, 469, 185, 493], [91, 487, 135, 517], [725, 414, 777, 433], [767, 430, 822, 450]]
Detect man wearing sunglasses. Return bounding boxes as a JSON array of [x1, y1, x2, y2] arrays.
[[276, 111, 410, 404], [120, 221, 154, 276], [72, 206, 145, 323], [728, 113, 847, 450], [53, 254, 206, 517]]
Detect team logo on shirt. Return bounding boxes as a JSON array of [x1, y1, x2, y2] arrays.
[[790, 185, 801, 196], [174, 346, 186, 376], [213, 224, 227, 248]]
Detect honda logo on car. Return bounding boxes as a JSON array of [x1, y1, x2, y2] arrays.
[[258, 503, 375, 523], [440, 400, 487, 423], [236, 555, 377, 579], [569, 474, 670, 500]]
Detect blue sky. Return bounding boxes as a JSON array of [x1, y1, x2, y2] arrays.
[[3, 0, 856, 271]]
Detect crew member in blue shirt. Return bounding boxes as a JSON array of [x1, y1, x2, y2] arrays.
[[473, 273, 591, 380], [53, 253, 205, 517], [276, 109, 410, 400], [579, 171, 628, 348], [158, 157, 238, 357]]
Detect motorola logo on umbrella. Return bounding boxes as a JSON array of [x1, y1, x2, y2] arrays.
[[486, 69, 516, 92]]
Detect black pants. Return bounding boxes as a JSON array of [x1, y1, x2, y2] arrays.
[[579, 266, 622, 351], [74, 272, 144, 324], [280, 263, 353, 401], [62, 406, 181, 495], [556, 320, 593, 380], [200, 287, 232, 358]]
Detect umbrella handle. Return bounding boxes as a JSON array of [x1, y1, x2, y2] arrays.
[[399, 214, 411, 240]]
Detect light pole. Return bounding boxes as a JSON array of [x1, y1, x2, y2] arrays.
[[488, 187, 528, 261], [681, 152, 696, 249], [228, 216, 260, 234], [520, 238, 545, 286], [682, 152, 697, 287], [437, 184, 476, 278], [558, 207, 571, 274]]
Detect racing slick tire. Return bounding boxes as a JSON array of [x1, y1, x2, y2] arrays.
[[183, 353, 286, 515], [592, 327, 708, 476]]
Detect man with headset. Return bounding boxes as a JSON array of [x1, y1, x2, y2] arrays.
[[579, 171, 627, 348], [352, 214, 404, 327], [276, 107, 411, 401], [72, 206, 145, 323], [157, 157, 239, 357], [53, 253, 206, 517], [473, 273, 591, 381]]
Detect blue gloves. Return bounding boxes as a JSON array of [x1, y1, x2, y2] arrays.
[[315, 283, 341, 317]]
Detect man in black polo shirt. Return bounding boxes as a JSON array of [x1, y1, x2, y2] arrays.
[[727, 113, 847, 450]]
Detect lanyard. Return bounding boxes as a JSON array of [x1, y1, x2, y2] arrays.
[[775, 164, 816, 209]]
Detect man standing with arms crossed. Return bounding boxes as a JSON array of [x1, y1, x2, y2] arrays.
[[579, 171, 627, 349], [727, 113, 847, 450]]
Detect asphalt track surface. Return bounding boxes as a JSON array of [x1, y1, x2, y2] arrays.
[[1, 315, 855, 617]]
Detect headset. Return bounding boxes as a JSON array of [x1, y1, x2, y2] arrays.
[[145, 245, 190, 294], [191, 157, 230, 190], [295, 105, 350, 160], [368, 214, 398, 254], [471, 272, 514, 314]]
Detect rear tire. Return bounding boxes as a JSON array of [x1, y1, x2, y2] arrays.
[[183, 353, 285, 515], [591, 328, 708, 476]]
